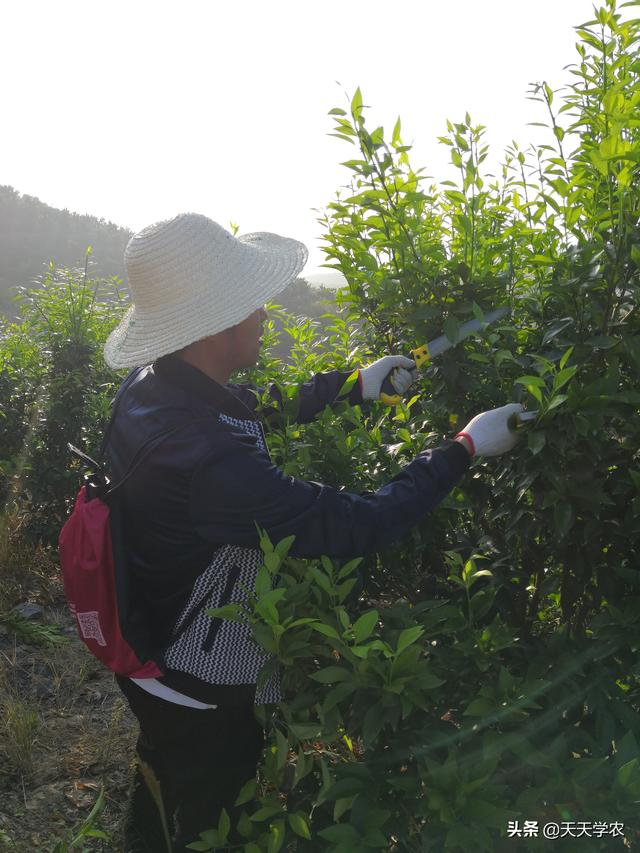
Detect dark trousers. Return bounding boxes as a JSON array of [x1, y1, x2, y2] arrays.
[[115, 676, 265, 853]]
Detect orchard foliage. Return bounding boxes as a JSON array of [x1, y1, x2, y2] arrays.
[[0, 2, 639, 850], [195, 4, 640, 851], [0, 256, 127, 539]]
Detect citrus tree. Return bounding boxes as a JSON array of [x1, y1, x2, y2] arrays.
[[190, 3, 640, 850]]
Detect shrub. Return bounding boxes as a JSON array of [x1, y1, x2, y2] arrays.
[[190, 2, 640, 850], [0, 256, 127, 542]]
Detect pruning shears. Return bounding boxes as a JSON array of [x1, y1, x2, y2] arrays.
[[380, 306, 537, 430]]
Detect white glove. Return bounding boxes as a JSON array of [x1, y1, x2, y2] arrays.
[[456, 403, 524, 457], [359, 355, 417, 401]]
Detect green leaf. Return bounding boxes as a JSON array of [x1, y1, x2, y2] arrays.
[[323, 682, 357, 711], [471, 569, 493, 580], [337, 608, 350, 630], [318, 824, 360, 844], [470, 589, 495, 620], [336, 578, 357, 601], [308, 566, 333, 595], [586, 335, 619, 350], [274, 535, 296, 557], [235, 778, 257, 806], [351, 88, 363, 116], [515, 375, 547, 387], [617, 758, 639, 788], [321, 555, 334, 575], [337, 369, 360, 398], [352, 609, 378, 643], [526, 384, 543, 404], [288, 617, 319, 628], [264, 552, 281, 573], [528, 430, 546, 455], [333, 795, 356, 821], [363, 703, 386, 746], [288, 813, 312, 839], [255, 566, 272, 598], [338, 557, 363, 579], [546, 394, 568, 412], [276, 728, 289, 769], [559, 346, 574, 369], [309, 666, 351, 683], [443, 316, 460, 345], [327, 776, 367, 801], [256, 526, 274, 553], [206, 604, 245, 622], [289, 724, 322, 743], [364, 830, 390, 848], [238, 811, 253, 839], [217, 808, 230, 843], [250, 805, 283, 822], [472, 302, 485, 322], [554, 502, 574, 538], [553, 365, 577, 390], [396, 626, 424, 654], [267, 820, 285, 853], [392, 116, 402, 145], [309, 622, 341, 640]]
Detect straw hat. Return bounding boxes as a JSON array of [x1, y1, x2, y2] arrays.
[[103, 212, 308, 368]]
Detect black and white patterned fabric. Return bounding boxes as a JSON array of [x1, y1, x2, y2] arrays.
[[163, 413, 281, 705]]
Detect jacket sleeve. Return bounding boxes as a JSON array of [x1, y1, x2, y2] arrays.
[[188, 426, 470, 559], [227, 369, 363, 425]]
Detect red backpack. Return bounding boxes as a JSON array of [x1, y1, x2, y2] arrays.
[[59, 372, 212, 678]]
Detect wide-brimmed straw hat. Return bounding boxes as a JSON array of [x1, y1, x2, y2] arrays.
[[103, 212, 308, 369]]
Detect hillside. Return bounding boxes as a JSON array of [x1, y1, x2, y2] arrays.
[[0, 186, 131, 318], [0, 186, 336, 324]]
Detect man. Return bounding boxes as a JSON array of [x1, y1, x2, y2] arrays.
[[102, 212, 522, 851]]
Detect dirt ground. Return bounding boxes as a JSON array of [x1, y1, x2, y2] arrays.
[[0, 589, 137, 851]]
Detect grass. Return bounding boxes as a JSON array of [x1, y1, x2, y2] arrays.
[[47, 787, 111, 852], [1, 611, 67, 647], [0, 511, 58, 614], [1, 693, 41, 779], [92, 698, 127, 770], [0, 510, 136, 849]]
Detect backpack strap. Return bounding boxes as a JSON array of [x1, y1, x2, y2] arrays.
[[104, 416, 216, 500], [72, 367, 217, 500], [98, 367, 147, 460]]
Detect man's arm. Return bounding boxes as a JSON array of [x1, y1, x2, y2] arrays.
[[227, 369, 364, 425], [189, 424, 470, 559]]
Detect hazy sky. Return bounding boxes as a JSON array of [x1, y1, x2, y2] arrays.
[[3, 0, 603, 278]]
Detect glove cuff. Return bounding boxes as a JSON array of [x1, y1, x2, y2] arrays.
[[454, 431, 476, 457], [358, 366, 379, 400]]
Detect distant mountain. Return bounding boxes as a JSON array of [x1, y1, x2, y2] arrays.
[[0, 187, 337, 330], [0, 185, 131, 318]]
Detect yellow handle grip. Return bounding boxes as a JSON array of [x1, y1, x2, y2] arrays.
[[379, 345, 430, 407]]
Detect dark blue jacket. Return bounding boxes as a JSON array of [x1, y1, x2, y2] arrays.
[[105, 353, 470, 704]]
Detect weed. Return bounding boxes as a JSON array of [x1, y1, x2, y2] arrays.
[[1, 694, 40, 779], [92, 698, 127, 768], [0, 511, 58, 614], [47, 643, 98, 713], [0, 828, 15, 850], [47, 787, 110, 852], [1, 612, 67, 648]]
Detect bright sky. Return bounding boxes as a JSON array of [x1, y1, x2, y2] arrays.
[[3, 0, 602, 279]]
